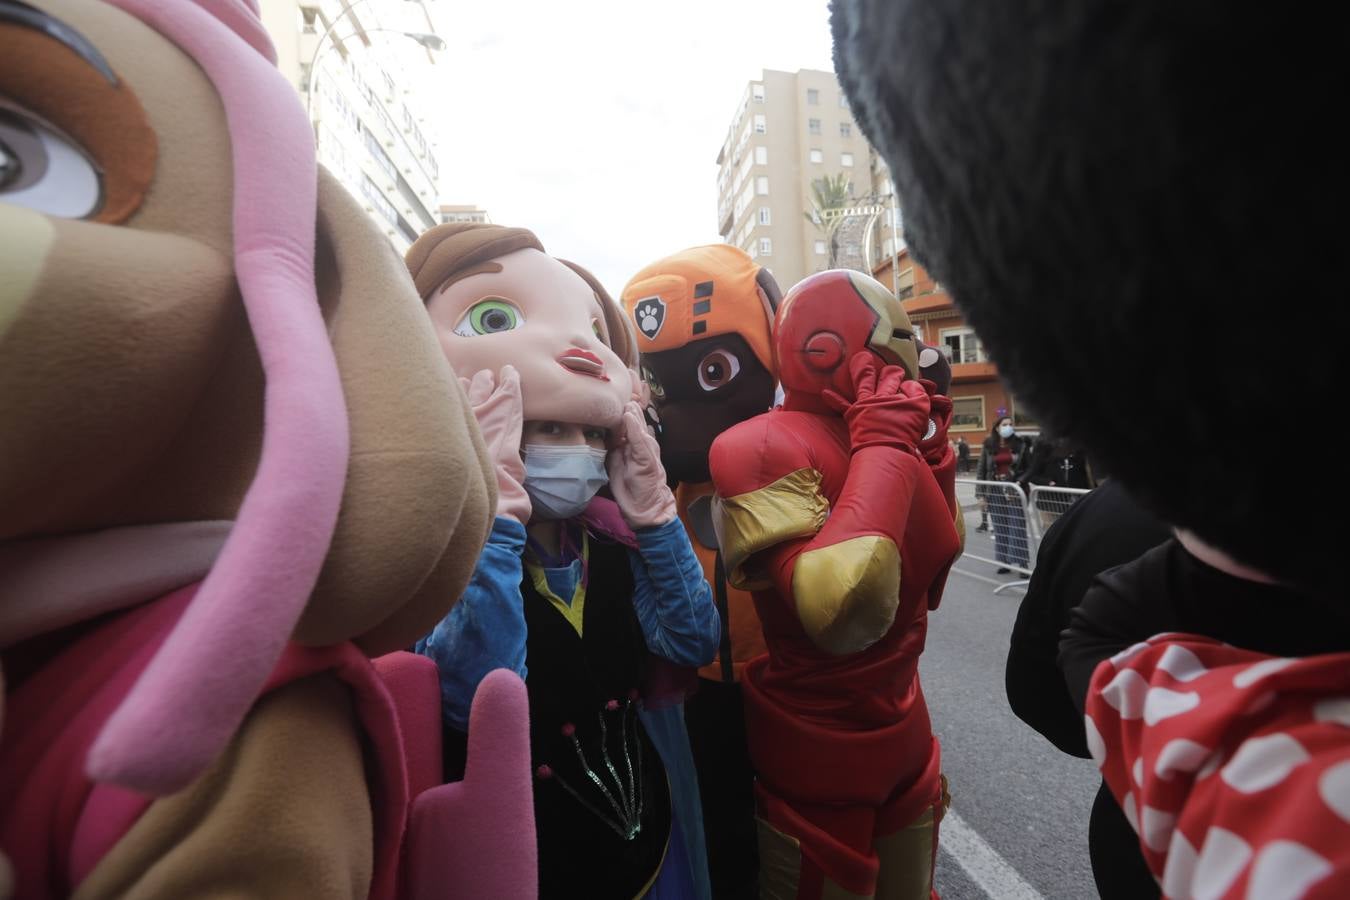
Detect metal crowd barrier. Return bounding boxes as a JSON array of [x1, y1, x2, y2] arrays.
[[1026, 485, 1093, 543], [954, 479, 1092, 593]]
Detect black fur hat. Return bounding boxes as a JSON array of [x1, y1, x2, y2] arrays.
[[832, 0, 1344, 592]]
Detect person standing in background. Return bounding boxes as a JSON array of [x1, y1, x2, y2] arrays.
[[976, 417, 1030, 573]]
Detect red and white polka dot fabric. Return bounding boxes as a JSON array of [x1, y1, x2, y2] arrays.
[[1085, 633, 1350, 899]]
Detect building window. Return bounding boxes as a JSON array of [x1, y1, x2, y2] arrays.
[[840, 122, 852, 138], [808, 118, 821, 135], [814, 240, 827, 255], [940, 327, 987, 364], [1012, 398, 1041, 429], [753, 114, 767, 134], [838, 93, 849, 108], [841, 152, 854, 167], [807, 88, 819, 105], [755, 146, 768, 165], [809, 149, 823, 164], [758, 207, 772, 225], [951, 396, 985, 431], [752, 84, 765, 102], [755, 176, 769, 196], [760, 237, 773, 256]]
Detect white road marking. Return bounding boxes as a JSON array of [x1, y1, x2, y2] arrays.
[[941, 808, 1046, 900]]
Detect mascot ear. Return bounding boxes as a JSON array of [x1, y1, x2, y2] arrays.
[[292, 166, 494, 654], [755, 267, 782, 315], [916, 340, 952, 395]]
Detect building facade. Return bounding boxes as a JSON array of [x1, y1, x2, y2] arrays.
[[261, 0, 443, 254], [715, 69, 881, 292], [438, 204, 492, 226]]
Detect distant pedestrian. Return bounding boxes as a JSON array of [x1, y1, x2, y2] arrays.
[[975, 417, 1030, 573], [956, 435, 971, 473]]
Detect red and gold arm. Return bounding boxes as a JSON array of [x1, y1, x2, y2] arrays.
[[710, 421, 929, 655]]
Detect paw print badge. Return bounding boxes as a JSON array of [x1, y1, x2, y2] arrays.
[[633, 295, 666, 341]]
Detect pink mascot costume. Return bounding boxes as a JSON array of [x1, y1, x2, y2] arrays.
[[0, 2, 534, 897]]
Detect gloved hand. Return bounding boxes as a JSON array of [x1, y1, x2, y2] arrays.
[[606, 400, 677, 529], [461, 366, 530, 524], [917, 380, 954, 465], [627, 367, 660, 439], [821, 352, 931, 453]]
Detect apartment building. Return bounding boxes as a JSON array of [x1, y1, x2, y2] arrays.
[[261, 0, 444, 254], [715, 69, 889, 292]]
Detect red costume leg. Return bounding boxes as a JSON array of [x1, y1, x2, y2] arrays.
[[755, 783, 880, 899], [873, 772, 949, 900]]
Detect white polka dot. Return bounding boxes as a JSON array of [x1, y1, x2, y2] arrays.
[[1085, 714, 1107, 767], [1197, 752, 1225, 781], [1313, 697, 1350, 728], [1111, 641, 1152, 668], [1234, 657, 1295, 689], [1157, 644, 1209, 682], [1319, 760, 1350, 824], [1163, 829, 1199, 900], [1141, 805, 1177, 853], [1101, 668, 1149, 720], [1144, 687, 1201, 725], [1245, 841, 1333, 900], [1122, 790, 1139, 834], [1156, 738, 1213, 781], [1133, 757, 1145, 786], [1220, 733, 1310, 794], [1193, 827, 1252, 900]]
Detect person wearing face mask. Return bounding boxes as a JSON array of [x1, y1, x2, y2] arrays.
[[407, 224, 720, 899], [975, 416, 1031, 574]]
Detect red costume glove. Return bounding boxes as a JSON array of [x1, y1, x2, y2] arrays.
[[821, 353, 931, 453], [917, 382, 953, 466]]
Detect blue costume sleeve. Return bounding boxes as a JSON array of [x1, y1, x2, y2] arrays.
[[627, 518, 720, 667], [414, 516, 527, 732]]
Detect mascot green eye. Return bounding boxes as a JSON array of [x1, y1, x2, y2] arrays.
[[453, 298, 523, 336]]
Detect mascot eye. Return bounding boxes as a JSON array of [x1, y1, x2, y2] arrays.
[[0, 107, 102, 219], [454, 298, 523, 336], [641, 365, 666, 400], [696, 349, 741, 392]]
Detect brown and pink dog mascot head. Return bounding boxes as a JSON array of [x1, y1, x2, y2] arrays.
[[0, 1, 513, 896]]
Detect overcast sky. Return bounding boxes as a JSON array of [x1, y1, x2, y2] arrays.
[[418, 0, 836, 295]]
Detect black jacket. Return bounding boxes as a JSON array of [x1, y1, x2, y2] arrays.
[[974, 432, 1030, 496], [1006, 480, 1170, 899]]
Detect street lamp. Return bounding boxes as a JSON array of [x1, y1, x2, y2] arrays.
[[305, 28, 443, 117], [302, 0, 438, 113]]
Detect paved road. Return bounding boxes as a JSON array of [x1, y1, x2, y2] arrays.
[[923, 519, 1104, 899]]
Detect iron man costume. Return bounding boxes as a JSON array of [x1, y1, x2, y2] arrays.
[[709, 270, 962, 900]]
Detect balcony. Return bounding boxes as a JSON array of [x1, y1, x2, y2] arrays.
[[950, 360, 998, 383]]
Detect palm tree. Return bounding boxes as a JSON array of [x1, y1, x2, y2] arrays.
[[804, 173, 854, 267]]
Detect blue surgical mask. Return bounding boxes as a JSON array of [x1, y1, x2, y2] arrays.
[[522, 444, 610, 520], [998, 424, 1015, 440]]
